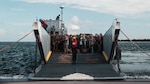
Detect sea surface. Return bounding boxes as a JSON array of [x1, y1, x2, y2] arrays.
[[0, 42, 41, 80], [119, 41, 150, 79], [0, 41, 150, 80]]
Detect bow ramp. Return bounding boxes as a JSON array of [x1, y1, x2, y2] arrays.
[[30, 20, 125, 80], [30, 53, 125, 80]]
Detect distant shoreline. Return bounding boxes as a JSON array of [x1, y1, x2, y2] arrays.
[[119, 39, 150, 41]]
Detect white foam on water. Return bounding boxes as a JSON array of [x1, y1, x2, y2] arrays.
[[126, 75, 150, 79], [120, 64, 150, 72], [121, 51, 150, 64], [61, 73, 94, 80], [0, 74, 26, 79]]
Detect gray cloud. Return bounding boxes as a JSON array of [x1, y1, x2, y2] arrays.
[[19, 0, 150, 17], [0, 28, 6, 36]]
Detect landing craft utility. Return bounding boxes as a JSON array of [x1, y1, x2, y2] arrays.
[[30, 8, 124, 80]]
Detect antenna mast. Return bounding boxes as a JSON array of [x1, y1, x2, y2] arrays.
[[60, 6, 64, 22]]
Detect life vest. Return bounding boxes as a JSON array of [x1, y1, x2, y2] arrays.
[[72, 39, 78, 48]]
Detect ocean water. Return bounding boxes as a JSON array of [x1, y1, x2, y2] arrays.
[[0, 42, 41, 80], [0, 41, 150, 80], [119, 41, 150, 79]]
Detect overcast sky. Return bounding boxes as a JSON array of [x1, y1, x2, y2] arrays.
[[0, 0, 150, 41]]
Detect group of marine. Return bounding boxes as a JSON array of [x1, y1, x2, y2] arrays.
[[50, 33, 103, 54]]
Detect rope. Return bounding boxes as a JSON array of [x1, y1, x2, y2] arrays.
[[0, 30, 33, 52], [120, 29, 150, 56]]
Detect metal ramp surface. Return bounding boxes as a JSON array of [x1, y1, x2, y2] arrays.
[[30, 64, 125, 80], [29, 53, 125, 80], [48, 53, 107, 64]]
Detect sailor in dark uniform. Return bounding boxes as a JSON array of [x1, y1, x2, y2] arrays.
[[56, 14, 60, 20]]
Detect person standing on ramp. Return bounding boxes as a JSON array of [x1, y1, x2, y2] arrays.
[[71, 36, 78, 64]]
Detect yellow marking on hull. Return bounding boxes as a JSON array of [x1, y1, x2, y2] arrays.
[[102, 51, 109, 62], [45, 51, 52, 62]]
